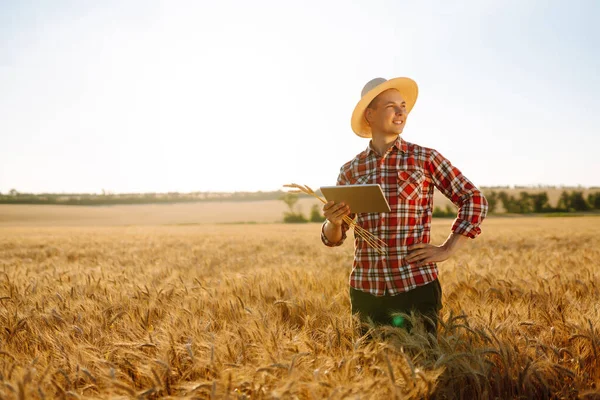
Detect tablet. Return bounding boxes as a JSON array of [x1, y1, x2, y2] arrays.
[[320, 184, 391, 213]]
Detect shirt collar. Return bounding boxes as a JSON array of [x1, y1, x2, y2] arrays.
[[364, 136, 407, 157]]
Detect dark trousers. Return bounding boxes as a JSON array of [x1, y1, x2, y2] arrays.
[[350, 279, 442, 335]]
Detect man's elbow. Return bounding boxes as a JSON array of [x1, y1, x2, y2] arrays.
[[458, 189, 488, 220]]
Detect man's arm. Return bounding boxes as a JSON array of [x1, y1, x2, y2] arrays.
[[407, 149, 488, 265], [321, 168, 354, 247], [322, 201, 351, 244]]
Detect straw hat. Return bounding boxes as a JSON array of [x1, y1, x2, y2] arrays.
[[351, 77, 419, 138]]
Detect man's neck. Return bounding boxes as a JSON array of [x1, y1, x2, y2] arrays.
[[370, 133, 399, 156]]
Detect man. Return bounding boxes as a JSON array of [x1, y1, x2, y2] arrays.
[[321, 77, 488, 335]]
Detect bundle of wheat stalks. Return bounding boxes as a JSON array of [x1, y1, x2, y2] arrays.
[[284, 183, 387, 254]]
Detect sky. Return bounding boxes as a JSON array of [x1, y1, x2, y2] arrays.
[[1, 0, 599, 193]]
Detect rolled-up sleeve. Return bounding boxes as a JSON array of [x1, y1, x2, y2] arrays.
[[321, 220, 350, 247], [428, 150, 488, 238]]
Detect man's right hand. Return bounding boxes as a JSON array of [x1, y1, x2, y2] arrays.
[[323, 201, 351, 226]]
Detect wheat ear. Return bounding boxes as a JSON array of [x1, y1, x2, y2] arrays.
[[283, 183, 387, 255]]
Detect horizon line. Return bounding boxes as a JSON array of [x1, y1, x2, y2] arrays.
[[2, 184, 599, 196]]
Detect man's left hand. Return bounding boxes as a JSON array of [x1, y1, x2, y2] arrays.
[[406, 243, 451, 267]]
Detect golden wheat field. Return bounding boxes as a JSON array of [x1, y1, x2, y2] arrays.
[[1, 211, 600, 398]]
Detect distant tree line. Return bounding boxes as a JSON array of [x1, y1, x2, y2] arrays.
[[0, 189, 310, 205], [2, 187, 599, 216], [432, 190, 600, 218], [432, 205, 458, 218], [487, 190, 600, 213]]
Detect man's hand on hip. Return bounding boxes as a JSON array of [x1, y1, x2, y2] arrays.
[[406, 243, 451, 267], [406, 233, 468, 267]]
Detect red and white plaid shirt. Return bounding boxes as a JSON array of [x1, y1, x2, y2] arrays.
[[321, 137, 487, 296]]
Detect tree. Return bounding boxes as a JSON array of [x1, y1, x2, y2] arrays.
[[486, 191, 499, 213], [9, 189, 18, 196], [556, 191, 570, 211], [283, 212, 308, 223], [280, 193, 299, 211], [432, 204, 456, 218], [280, 193, 308, 223], [517, 192, 532, 213], [588, 192, 600, 210], [310, 204, 326, 222], [569, 191, 589, 212], [530, 192, 550, 213], [498, 191, 520, 213], [445, 204, 457, 216]]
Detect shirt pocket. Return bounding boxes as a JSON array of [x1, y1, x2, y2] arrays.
[[397, 169, 424, 201]]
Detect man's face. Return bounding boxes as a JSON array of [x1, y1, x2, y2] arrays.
[[365, 89, 407, 136]]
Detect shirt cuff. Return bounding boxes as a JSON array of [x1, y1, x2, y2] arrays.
[[321, 221, 347, 247], [451, 218, 482, 239]]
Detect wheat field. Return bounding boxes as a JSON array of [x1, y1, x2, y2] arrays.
[[1, 214, 600, 398]]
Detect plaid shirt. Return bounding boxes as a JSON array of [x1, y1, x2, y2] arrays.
[[321, 137, 487, 296]]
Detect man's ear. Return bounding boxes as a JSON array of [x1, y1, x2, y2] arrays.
[[364, 108, 373, 126]]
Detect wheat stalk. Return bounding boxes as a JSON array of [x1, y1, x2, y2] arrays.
[[283, 183, 387, 255]]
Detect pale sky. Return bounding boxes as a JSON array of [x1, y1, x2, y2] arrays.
[[1, 0, 599, 193]]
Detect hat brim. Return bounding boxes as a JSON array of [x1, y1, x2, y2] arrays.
[[351, 77, 418, 138]]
